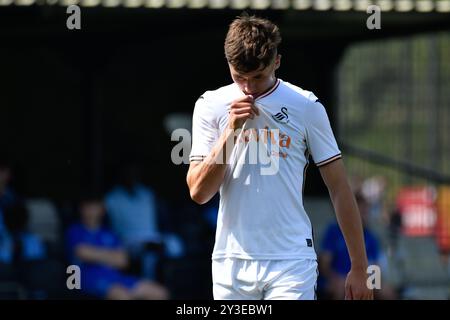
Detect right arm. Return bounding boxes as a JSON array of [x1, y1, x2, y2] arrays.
[[187, 128, 235, 204], [187, 95, 258, 204]]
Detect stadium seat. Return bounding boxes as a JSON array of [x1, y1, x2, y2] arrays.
[[396, 235, 450, 299], [0, 282, 27, 299], [25, 198, 62, 251]]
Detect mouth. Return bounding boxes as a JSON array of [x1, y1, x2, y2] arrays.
[[244, 91, 260, 97]]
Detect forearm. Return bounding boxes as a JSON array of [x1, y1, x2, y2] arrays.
[[76, 245, 129, 269], [329, 181, 368, 270], [320, 160, 373, 299], [187, 128, 235, 204]]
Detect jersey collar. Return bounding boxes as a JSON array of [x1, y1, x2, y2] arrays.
[[254, 78, 281, 100]]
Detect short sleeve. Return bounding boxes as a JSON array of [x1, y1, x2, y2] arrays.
[[305, 100, 341, 167], [189, 95, 219, 162]]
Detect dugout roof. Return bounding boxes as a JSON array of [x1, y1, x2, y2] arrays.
[[0, 0, 450, 12]]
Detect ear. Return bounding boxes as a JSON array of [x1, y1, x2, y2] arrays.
[[274, 54, 281, 70]]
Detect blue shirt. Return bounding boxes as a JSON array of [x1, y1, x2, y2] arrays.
[[66, 223, 122, 269], [66, 223, 138, 297], [321, 223, 380, 276]]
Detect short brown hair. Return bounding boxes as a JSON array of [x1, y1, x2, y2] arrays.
[[225, 14, 281, 73]]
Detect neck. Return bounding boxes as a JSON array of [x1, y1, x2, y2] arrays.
[[254, 75, 277, 99], [267, 75, 277, 89], [84, 220, 100, 230]]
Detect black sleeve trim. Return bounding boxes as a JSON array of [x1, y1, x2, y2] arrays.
[[316, 153, 342, 167], [189, 155, 206, 162]]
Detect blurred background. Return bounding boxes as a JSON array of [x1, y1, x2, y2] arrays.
[[1, 0, 450, 300]]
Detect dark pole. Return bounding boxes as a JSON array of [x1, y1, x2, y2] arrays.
[[82, 63, 103, 194], [428, 35, 441, 174]]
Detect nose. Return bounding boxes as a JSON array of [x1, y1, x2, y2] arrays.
[[244, 81, 256, 94]]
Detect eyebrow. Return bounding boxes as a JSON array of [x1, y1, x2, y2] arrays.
[[235, 72, 264, 79]]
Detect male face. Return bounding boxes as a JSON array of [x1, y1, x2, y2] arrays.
[[80, 200, 105, 225], [228, 55, 281, 98]]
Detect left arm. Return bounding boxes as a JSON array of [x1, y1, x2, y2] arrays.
[[319, 158, 373, 300], [75, 244, 129, 269]]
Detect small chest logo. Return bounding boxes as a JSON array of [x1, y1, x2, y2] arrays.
[[272, 107, 289, 124]]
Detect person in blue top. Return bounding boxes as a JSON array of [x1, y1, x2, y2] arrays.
[[319, 192, 381, 300], [0, 203, 48, 296], [66, 193, 169, 300]]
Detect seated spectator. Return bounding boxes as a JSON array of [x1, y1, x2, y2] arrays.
[[105, 164, 184, 280], [318, 192, 397, 300], [66, 193, 169, 300], [0, 204, 46, 265], [0, 204, 55, 299]]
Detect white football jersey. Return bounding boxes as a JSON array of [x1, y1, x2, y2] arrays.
[[190, 79, 341, 260]]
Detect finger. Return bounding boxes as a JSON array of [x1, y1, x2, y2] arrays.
[[234, 95, 254, 104], [251, 104, 260, 116], [230, 105, 258, 119], [361, 287, 372, 300], [231, 107, 254, 115], [344, 285, 353, 300], [234, 113, 254, 120], [361, 290, 371, 300], [230, 101, 255, 110]]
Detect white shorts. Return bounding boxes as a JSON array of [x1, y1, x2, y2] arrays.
[[212, 258, 318, 300]]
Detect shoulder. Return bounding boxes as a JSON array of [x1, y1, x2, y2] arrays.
[[276, 80, 328, 119], [105, 187, 125, 202], [194, 83, 240, 113], [136, 184, 155, 197], [278, 80, 320, 106], [201, 83, 239, 102]]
